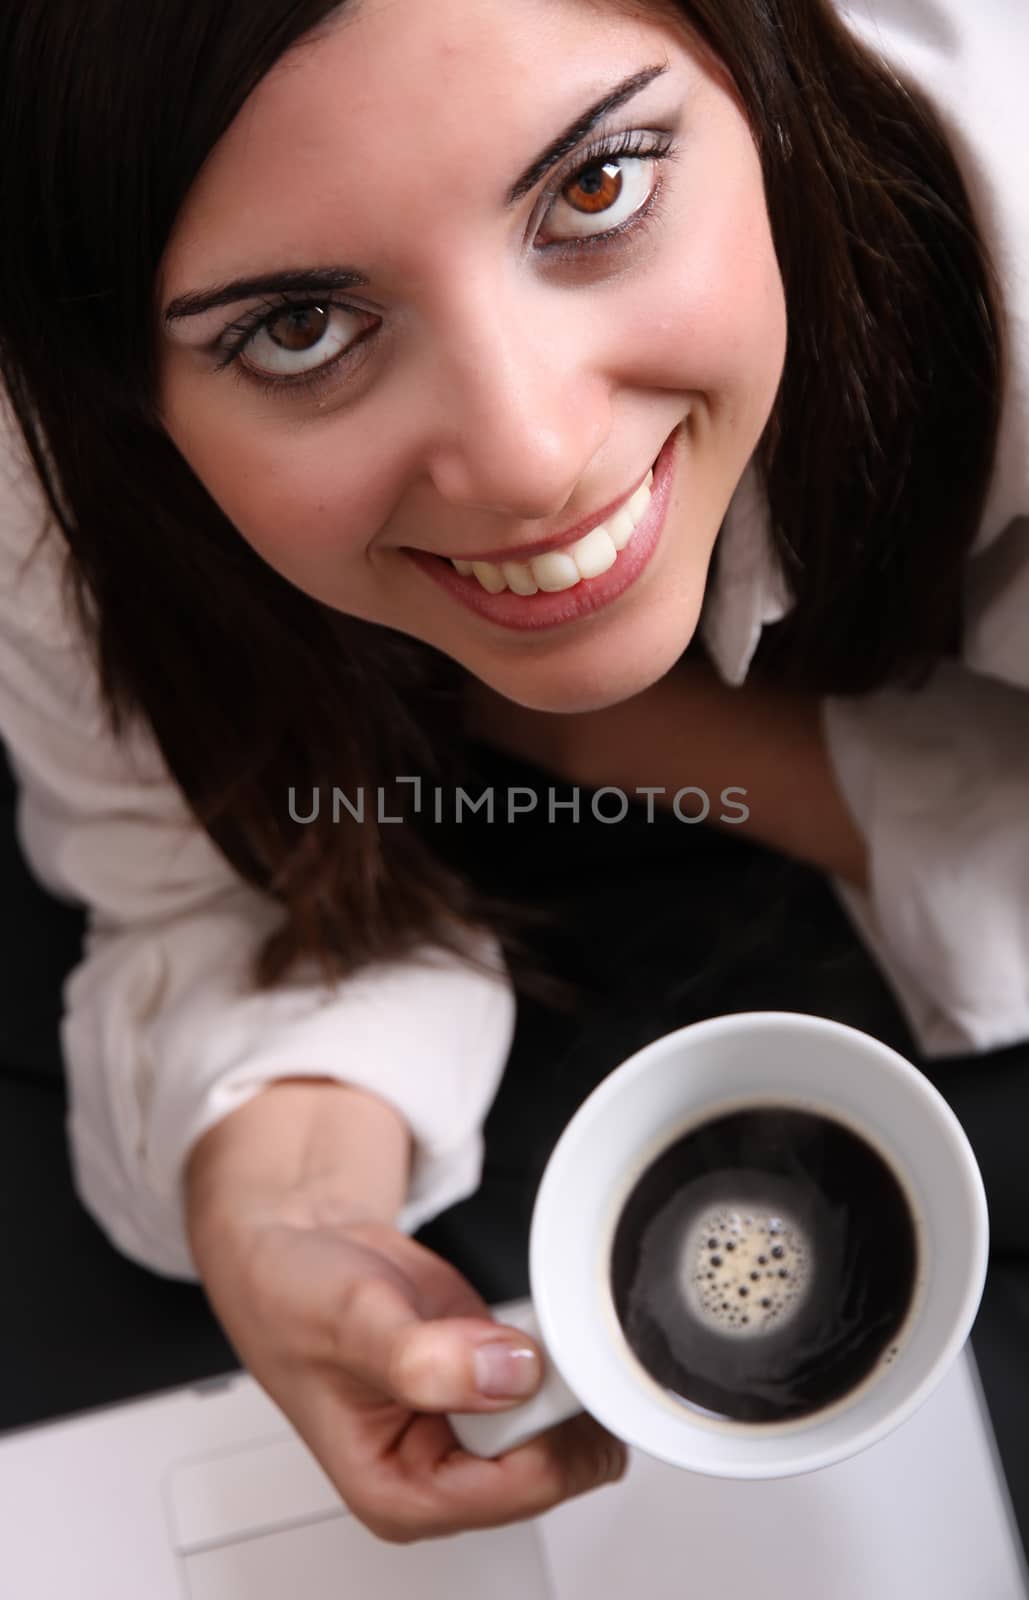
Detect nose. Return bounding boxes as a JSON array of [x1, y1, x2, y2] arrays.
[[418, 286, 612, 521]]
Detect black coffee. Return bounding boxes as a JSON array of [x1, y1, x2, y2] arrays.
[[610, 1106, 919, 1424]]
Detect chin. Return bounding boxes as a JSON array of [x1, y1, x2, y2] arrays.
[[510, 649, 693, 716]]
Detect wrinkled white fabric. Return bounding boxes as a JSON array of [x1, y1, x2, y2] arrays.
[[0, 426, 516, 1280], [0, 0, 1025, 1284]]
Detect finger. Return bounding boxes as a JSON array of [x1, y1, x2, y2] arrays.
[[400, 1412, 631, 1541], [396, 1406, 631, 1506], [427, 1412, 632, 1528], [292, 1389, 630, 1544], [331, 1273, 545, 1413], [246, 1222, 544, 1412]]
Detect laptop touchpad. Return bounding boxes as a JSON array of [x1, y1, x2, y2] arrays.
[[167, 1430, 555, 1599]]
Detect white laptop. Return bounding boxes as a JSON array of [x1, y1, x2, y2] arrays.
[[0, 1338, 1025, 1599]]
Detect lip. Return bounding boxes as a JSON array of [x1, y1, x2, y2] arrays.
[[403, 423, 681, 634], [423, 466, 657, 567]]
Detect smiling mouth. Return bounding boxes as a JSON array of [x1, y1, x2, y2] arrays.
[[439, 469, 655, 597], [401, 424, 680, 631]]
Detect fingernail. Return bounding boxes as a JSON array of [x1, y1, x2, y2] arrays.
[[474, 1340, 541, 1398]]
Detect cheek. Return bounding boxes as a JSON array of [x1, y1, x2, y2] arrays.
[[616, 168, 786, 414], [163, 401, 378, 572]]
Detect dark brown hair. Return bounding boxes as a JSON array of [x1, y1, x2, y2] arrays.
[[0, 0, 1005, 1006]]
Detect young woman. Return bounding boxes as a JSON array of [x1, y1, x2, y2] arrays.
[[0, 0, 1025, 1546]]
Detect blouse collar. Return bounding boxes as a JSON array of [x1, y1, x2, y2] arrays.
[[701, 458, 793, 685]]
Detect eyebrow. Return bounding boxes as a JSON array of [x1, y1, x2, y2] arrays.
[[506, 61, 668, 205], [162, 62, 669, 326]]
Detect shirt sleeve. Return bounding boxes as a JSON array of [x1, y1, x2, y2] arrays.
[[818, 0, 1029, 1057], [0, 414, 516, 1282], [821, 644, 1029, 1057]]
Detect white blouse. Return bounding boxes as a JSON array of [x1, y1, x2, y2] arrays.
[[0, 0, 1025, 1282], [704, 0, 1029, 1055]]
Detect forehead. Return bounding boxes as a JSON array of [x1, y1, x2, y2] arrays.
[[269, 0, 684, 123], [163, 0, 698, 278]]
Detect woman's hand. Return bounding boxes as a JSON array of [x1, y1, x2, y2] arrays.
[[185, 1085, 628, 1545]]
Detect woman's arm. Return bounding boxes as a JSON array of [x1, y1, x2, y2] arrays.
[[466, 659, 869, 890], [180, 1071, 628, 1545], [0, 408, 516, 1282], [185, 1079, 413, 1258]]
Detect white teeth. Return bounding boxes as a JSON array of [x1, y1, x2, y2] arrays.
[[470, 561, 507, 594], [567, 524, 618, 579], [450, 470, 654, 596], [605, 506, 636, 552], [627, 479, 653, 521], [531, 549, 582, 593], [502, 561, 540, 596]]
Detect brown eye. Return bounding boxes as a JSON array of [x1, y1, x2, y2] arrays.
[[266, 304, 332, 352], [542, 149, 665, 244], [232, 300, 369, 383], [562, 160, 624, 216]]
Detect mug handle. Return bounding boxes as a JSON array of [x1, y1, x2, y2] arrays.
[[446, 1296, 584, 1457]]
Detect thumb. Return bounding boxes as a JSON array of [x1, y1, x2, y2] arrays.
[[337, 1276, 544, 1412]]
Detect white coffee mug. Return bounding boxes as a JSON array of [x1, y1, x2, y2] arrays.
[[447, 1011, 988, 1479]]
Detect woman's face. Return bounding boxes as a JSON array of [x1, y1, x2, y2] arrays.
[[157, 0, 787, 712]]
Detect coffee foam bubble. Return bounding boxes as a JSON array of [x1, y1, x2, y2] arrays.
[[678, 1200, 810, 1339]]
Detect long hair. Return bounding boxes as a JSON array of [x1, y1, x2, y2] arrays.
[[0, 0, 1005, 1005]]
